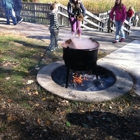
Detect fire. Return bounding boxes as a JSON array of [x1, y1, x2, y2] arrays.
[[72, 73, 83, 84]]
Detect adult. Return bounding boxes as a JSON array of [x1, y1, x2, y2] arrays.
[[2, 0, 17, 25], [126, 6, 134, 24], [13, 0, 23, 24], [134, 13, 139, 27], [67, 0, 86, 38], [110, 0, 127, 43]]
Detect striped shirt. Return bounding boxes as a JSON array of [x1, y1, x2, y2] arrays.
[[49, 11, 59, 30]]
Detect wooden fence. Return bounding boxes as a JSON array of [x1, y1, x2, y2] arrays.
[[0, 1, 139, 34]]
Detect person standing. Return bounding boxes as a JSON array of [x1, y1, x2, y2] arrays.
[[2, 0, 17, 25], [126, 6, 134, 24], [110, 0, 127, 43], [67, 0, 86, 38], [48, 2, 59, 52], [13, 0, 23, 24], [134, 13, 139, 27]]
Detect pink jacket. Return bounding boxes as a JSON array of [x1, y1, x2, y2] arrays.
[[110, 4, 127, 22]]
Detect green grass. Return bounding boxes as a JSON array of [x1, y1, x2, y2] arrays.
[[0, 33, 64, 110], [0, 34, 45, 98]]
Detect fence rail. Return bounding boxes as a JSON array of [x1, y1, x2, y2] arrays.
[[0, 1, 139, 34]]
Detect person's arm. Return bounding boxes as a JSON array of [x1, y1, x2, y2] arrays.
[[122, 5, 127, 23], [19, 0, 22, 9], [109, 7, 115, 21], [67, 2, 74, 17], [1, 0, 6, 7], [80, 3, 86, 17]]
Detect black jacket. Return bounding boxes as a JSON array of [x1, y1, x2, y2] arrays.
[[67, 2, 86, 18]]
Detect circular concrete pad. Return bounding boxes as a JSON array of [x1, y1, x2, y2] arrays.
[[37, 61, 133, 102]]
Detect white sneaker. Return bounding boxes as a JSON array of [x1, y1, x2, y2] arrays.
[[18, 18, 23, 24]]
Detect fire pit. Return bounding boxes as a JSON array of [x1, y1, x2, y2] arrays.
[[62, 38, 99, 88], [37, 61, 133, 102], [36, 37, 133, 102]]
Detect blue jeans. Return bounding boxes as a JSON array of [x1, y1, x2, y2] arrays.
[[5, 8, 17, 24], [49, 29, 59, 50], [14, 9, 22, 22], [115, 21, 125, 41]]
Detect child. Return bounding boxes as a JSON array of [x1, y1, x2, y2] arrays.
[[48, 2, 59, 52], [67, 0, 86, 38], [110, 0, 127, 43]]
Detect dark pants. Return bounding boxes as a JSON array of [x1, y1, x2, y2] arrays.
[[49, 29, 59, 49], [14, 8, 22, 22], [5, 8, 17, 24]]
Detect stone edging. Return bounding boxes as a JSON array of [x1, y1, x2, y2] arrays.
[[37, 61, 133, 102]]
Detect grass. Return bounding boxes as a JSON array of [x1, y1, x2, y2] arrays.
[[39, 0, 140, 13]]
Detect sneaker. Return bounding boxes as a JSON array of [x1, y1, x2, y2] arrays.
[[18, 18, 23, 24], [14, 23, 17, 25], [47, 48, 56, 52], [112, 40, 118, 43], [119, 38, 125, 42], [55, 46, 60, 49]]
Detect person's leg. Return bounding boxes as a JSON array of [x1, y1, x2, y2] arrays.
[[70, 17, 77, 35], [10, 9, 17, 25], [114, 21, 120, 42], [15, 9, 23, 23], [119, 21, 125, 42], [5, 8, 10, 24], [54, 29, 59, 48], [76, 20, 82, 38], [49, 29, 56, 51]]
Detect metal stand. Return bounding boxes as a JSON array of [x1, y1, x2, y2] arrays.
[[65, 62, 98, 88]]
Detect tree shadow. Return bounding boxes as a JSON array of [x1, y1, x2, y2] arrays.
[[66, 111, 140, 140]]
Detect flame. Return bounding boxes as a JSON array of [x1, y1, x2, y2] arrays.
[[72, 73, 83, 84]]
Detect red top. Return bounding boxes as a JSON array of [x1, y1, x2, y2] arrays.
[[127, 9, 134, 18]]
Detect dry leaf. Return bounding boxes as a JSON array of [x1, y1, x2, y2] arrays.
[[5, 77, 10, 80], [37, 118, 41, 125], [134, 106, 138, 109], [126, 102, 129, 107], [119, 106, 123, 111], [26, 80, 34, 84], [45, 120, 51, 126], [35, 67, 40, 70], [80, 110, 85, 113], [35, 103, 40, 107], [7, 99, 12, 103], [7, 115, 17, 122], [37, 118, 44, 126], [28, 101, 34, 105], [109, 105, 112, 109], [28, 92, 32, 96], [33, 91, 38, 95], [20, 122, 26, 125], [26, 86, 31, 91], [42, 98, 46, 101]]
